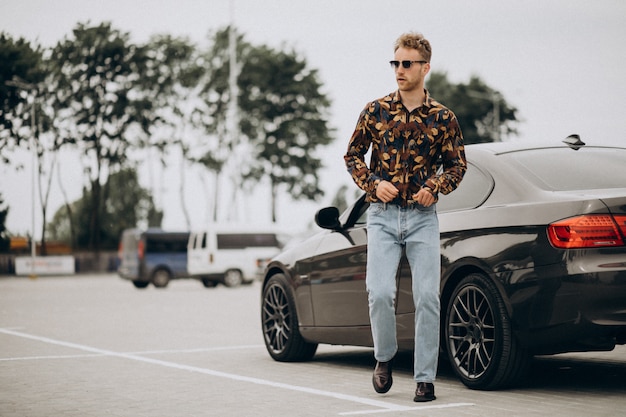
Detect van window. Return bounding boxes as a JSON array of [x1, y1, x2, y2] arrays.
[[146, 234, 189, 253], [190, 232, 209, 249], [216, 233, 281, 250], [118, 229, 190, 286]]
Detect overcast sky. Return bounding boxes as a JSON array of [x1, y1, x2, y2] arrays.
[[1, 0, 625, 237]]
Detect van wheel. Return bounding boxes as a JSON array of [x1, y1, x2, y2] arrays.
[[151, 269, 171, 288], [132, 280, 149, 289], [223, 269, 243, 287]]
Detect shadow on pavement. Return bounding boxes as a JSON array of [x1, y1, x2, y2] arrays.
[[310, 347, 626, 393]]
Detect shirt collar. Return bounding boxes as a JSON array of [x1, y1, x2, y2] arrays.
[[390, 89, 433, 109]]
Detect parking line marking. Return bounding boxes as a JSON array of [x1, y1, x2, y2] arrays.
[[0, 345, 266, 362], [125, 345, 265, 355], [0, 328, 474, 414], [0, 353, 104, 361], [338, 402, 475, 415]]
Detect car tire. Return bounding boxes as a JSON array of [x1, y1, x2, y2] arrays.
[[223, 269, 243, 287], [445, 273, 530, 390], [132, 280, 149, 289], [151, 269, 171, 288], [261, 274, 318, 361]]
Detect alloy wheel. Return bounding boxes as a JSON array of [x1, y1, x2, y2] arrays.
[[262, 281, 291, 355], [447, 284, 496, 380]]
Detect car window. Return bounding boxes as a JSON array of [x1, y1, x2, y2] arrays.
[[504, 147, 626, 191], [437, 162, 493, 212]]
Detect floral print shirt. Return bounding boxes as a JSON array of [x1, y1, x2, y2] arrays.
[[344, 90, 467, 207]]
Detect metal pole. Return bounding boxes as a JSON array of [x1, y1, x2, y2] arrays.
[[227, 0, 242, 222], [30, 98, 36, 277], [5, 77, 38, 277]]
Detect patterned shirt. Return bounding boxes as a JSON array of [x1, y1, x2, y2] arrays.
[[344, 90, 467, 207]]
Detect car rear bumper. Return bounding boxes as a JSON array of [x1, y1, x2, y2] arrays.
[[507, 257, 626, 354]]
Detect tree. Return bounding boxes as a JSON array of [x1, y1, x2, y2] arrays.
[[194, 27, 249, 223], [51, 22, 151, 251], [47, 167, 161, 250], [238, 43, 333, 222], [33, 57, 76, 255], [100, 167, 162, 247], [0, 33, 65, 254], [0, 192, 9, 252], [195, 28, 334, 223], [0, 33, 45, 163], [139, 34, 205, 229], [427, 72, 518, 144], [330, 185, 350, 215]]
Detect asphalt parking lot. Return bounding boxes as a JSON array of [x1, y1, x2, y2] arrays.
[[1, 274, 625, 416]]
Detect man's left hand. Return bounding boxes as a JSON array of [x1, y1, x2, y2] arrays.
[[413, 188, 436, 207]]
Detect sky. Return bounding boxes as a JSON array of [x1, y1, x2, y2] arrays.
[[1, 0, 625, 238]]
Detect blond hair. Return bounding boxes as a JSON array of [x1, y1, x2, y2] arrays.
[[394, 32, 432, 62]]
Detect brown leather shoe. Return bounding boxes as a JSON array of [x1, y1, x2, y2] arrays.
[[372, 360, 393, 393], [414, 382, 436, 402]]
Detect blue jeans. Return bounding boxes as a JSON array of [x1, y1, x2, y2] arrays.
[[366, 202, 441, 383]]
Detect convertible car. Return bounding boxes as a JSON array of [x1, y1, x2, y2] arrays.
[[260, 137, 626, 390]]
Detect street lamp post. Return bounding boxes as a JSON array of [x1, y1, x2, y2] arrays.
[[5, 77, 38, 278]]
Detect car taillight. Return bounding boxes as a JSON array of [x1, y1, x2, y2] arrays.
[[138, 241, 145, 260], [547, 214, 626, 249], [617, 215, 626, 237]]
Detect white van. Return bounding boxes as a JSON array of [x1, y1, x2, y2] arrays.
[[187, 227, 286, 287]]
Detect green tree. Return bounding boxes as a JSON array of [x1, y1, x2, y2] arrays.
[[0, 33, 67, 254], [195, 28, 334, 223], [194, 27, 249, 222], [48, 167, 161, 249], [330, 185, 350, 215], [51, 22, 151, 251], [100, 167, 162, 247], [0, 33, 45, 163], [427, 72, 518, 144], [34, 56, 78, 255], [139, 34, 204, 228], [239, 44, 333, 222]]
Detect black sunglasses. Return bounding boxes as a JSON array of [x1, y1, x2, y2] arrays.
[[389, 60, 428, 69]]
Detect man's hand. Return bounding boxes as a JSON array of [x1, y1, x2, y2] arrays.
[[413, 188, 436, 207], [375, 180, 399, 203]]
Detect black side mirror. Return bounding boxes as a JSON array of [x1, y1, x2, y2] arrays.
[[315, 207, 341, 230]]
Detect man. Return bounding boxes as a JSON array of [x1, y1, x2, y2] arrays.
[[344, 32, 466, 402]]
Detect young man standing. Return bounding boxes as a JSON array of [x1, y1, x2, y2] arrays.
[[344, 32, 466, 402]]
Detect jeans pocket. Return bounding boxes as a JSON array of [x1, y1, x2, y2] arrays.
[[414, 203, 436, 213], [368, 202, 384, 216]]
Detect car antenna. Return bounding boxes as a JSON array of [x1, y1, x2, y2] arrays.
[[562, 134, 585, 150]]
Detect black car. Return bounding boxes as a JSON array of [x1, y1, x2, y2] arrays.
[[260, 138, 626, 390]]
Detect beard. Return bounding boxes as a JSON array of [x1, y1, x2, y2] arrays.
[[396, 75, 423, 92]]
